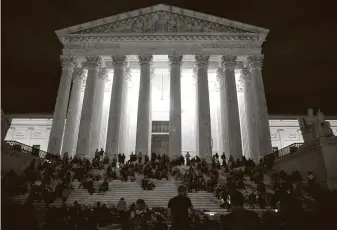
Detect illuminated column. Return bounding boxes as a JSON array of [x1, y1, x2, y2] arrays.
[[247, 55, 272, 157], [168, 55, 183, 158], [48, 56, 78, 155], [195, 55, 212, 162], [105, 56, 127, 158], [90, 68, 108, 154], [242, 67, 259, 160], [148, 66, 155, 155], [236, 75, 249, 158], [135, 55, 153, 156], [61, 68, 86, 156], [218, 55, 243, 159], [119, 67, 131, 155], [76, 56, 103, 159]]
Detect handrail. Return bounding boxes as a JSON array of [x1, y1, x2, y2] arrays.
[[274, 142, 303, 158], [4, 140, 50, 159], [265, 142, 303, 163]]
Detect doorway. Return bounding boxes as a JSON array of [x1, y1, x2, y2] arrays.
[[151, 134, 169, 155]]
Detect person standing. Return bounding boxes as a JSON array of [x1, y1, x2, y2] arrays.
[[167, 185, 193, 230]]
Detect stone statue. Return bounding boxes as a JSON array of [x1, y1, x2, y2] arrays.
[[298, 108, 335, 143]]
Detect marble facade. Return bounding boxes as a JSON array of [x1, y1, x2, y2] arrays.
[[7, 4, 336, 161], [5, 117, 337, 159]]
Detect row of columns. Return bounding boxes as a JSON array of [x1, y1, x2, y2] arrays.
[[48, 54, 272, 161]]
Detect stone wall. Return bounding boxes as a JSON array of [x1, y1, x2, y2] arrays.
[[1, 144, 44, 174], [273, 137, 337, 190]]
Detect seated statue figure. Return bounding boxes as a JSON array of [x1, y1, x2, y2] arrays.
[[298, 108, 335, 143], [298, 108, 317, 143]]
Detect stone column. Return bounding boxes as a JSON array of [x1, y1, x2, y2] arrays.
[[192, 68, 199, 156], [48, 56, 78, 154], [148, 66, 155, 155], [195, 55, 212, 162], [76, 56, 103, 159], [218, 55, 243, 159], [61, 68, 86, 156], [90, 68, 108, 154], [105, 56, 128, 158], [168, 55, 183, 158], [247, 55, 273, 157], [236, 76, 250, 158], [241, 67, 260, 160], [119, 67, 132, 154], [135, 55, 153, 156]]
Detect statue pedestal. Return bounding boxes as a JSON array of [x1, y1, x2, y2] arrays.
[[273, 136, 337, 190]]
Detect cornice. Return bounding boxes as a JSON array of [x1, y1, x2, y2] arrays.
[[60, 33, 261, 45]]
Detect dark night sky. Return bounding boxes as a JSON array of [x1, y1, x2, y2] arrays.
[[2, 0, 337, 115]]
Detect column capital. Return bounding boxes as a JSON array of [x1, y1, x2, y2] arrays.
[[86, 56, 103, 68], [98, 68, 109, 80], [72, 68, 86, 82], [247, 55, 264, 70], [138, 55, 153, 66], [60, 56, 79, 69], [221, 55, 237, 70], [195, 55, 210, 68], [168, 55, 183, 66], [112, 55, 127, 67]]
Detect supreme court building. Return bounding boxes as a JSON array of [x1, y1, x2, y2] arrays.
[[5, 4, 337, 161]]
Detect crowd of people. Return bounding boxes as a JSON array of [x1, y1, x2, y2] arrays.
[[2, 145, 337, 230]]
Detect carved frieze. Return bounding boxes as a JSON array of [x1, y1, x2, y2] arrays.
[[286, 133, 298, 139], [74, 11, 250, 34], [13, 129, 26, 138], [32, 130, 46, 139], [63, 35, 261, 46]]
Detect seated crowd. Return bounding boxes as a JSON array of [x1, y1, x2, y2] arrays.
[[2, 146, 337, 230]]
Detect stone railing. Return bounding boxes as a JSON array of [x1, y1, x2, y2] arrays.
[[4, 140, 48, 159], [264, 143, 303, 165], [274, 143, 303, 158]]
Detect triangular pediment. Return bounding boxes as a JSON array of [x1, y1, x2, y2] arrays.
[[55, 4, 269, 37], [73, 10, 249, 34]]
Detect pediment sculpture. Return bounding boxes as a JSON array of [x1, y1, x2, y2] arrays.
[[75, 11, 250, 34], [298, 108, 335, 143]]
